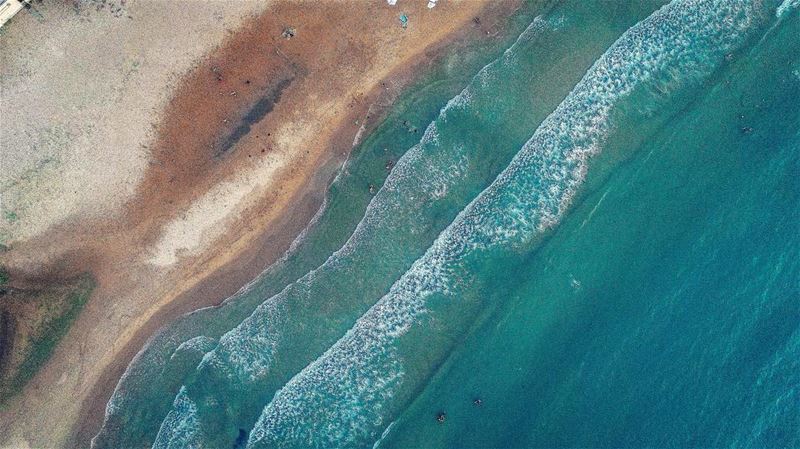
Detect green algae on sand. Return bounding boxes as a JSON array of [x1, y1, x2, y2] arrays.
[[0, 274, 94, 405]]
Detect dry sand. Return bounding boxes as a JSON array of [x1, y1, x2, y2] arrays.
[[0, 0, 518, 447]]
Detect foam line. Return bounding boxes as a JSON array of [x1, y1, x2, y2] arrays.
[[244, 1, 777, 447], [147, 17, 555, 448]]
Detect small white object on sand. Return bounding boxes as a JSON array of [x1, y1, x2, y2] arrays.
[[0, 0, 29, 28]]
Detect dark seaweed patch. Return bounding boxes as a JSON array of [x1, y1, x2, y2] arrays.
[[232, 429, 248, 449], [214, 77, 294, 158]]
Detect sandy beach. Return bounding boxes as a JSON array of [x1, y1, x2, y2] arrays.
[[0, 1, 518, 447]]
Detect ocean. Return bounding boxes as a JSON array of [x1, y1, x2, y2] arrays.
[[92, 0, 800, 447]]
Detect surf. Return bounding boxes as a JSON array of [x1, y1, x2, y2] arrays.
[[144, 10, 582, 449], [243, 0, 782, 447]]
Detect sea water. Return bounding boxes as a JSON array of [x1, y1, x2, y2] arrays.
[[93, 0, 799, 447], [381, 4, 800, 448]]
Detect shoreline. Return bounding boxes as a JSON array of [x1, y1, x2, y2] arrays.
[[75, 4, 526, 446], [0, 1, 523, 448]]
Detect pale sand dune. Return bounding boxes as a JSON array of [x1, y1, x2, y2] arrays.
[[1, 0, 269, 245], [0, 1, 514, 447]]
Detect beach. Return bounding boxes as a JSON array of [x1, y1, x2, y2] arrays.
[[0, 1, 518, 447], [3, 0, 798, 447]]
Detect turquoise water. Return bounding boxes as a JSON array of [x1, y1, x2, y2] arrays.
[[93, 0, 799, 448]]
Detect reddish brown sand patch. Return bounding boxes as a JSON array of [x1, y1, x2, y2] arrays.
[[0, 1, 522, 448]]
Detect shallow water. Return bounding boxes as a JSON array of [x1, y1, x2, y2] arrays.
[[94, 1, 799, 447]]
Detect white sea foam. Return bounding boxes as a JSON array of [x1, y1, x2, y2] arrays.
[[169, 336, 217, 362], [244, 1, 774, 447], [371, 420, 396, 449], [146, 17, 557, 447], [776, 0, 799, 17], [92, 328, 192, 448], [152, 387, 203, 449]]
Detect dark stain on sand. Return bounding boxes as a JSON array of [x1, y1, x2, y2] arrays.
[[215, 77, 294, 158]]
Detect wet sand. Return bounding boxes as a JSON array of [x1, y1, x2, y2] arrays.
[[0, 1, 520, 447]]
